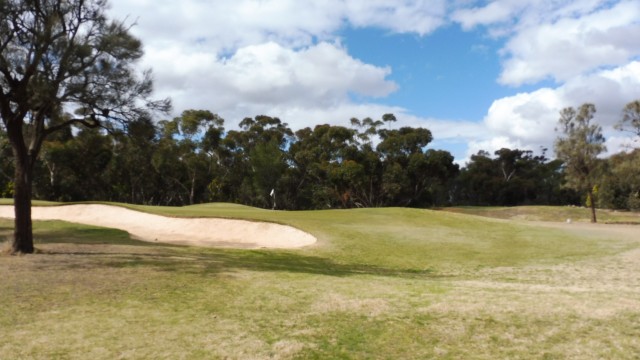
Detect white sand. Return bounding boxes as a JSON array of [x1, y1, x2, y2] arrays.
[[0, 204, 316, 249]]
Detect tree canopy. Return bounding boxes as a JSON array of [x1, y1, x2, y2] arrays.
[[616, 100, 640, 138], [0, 0, 169, 253], [555, 103, 606, 222]]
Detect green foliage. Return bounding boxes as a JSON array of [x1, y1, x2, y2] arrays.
[[599, 149, 640, 210], [455, 148, 571, 206], [555, 104, 606, 192], [5, 97, 639, 212], [555, 104, 606, 222], [616, 99, 640, 137], [2, 181, 13, 197], [377, 127, 433, 158], [1, 0, 170, 252], [250, 140, 287, 207]]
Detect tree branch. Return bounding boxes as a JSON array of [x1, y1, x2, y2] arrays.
[[44, 115, 100, 136]]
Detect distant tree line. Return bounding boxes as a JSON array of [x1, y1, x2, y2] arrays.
[[2, 0, 637, 253], [1, 105, 638, 211]]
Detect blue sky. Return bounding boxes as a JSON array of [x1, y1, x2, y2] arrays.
[[342, 26, 505, 119], [109, 0, 640, 163]]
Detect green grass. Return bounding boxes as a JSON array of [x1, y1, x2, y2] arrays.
[[105, 203, 636, 270], [0, 198, 61, 206], [443, 205, 640, 224], [1, 203, 639, 359]]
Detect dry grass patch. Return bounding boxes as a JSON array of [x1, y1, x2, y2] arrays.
[[443, 205, 640, 224]]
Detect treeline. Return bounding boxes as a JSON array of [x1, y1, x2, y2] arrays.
[[0, 110, 638, 210]]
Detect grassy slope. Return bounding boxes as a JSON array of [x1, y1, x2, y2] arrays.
[[1, 203, 639, 359], [82, 202, 636, 270]]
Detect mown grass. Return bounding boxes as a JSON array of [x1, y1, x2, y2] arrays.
[[1, 203, 639, 359], [110, 203, 637, 270], [0, 198, 61, 206]]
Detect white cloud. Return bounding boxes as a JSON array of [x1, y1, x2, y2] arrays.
[[104, 0, 640, 164], [466, 136, 520, 158], [452, 0, 526, 30], [452, 0, 614, 34], [141, 41, 397, 125], [479, 61, 640, 157], [110, 0, 343, 52], [448, 1, 640, 160], [106, 0, 446, 131], [452, 0, 640, 86], [499, 1, 640, 85], [345, 0, 447, 35], [110, 0, 447, 52], [607, 134, 640, 154], [485, 88, 563, 145]]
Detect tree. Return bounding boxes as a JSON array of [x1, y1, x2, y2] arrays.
[[0, 125, 15, 197], [616, 100, 640, 138], [0, 0, 169, 253], [106, 116, 161, 205], [155, 110, 223, 205], [454, 148, 573, 206], [599, 149, 640, 210], [420, 149, 459, 206], [214, 115, 292, 207], [288, 124, 359, 209], [377, 127, 434, 206], [555, 104, 606, 223]]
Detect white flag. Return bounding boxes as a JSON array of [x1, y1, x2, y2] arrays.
[[270, 188, 275, 197]]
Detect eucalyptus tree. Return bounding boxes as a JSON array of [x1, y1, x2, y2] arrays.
[[350, 116, 383, 145], [0, 0, 169, 253], [288, 124, 360, 208], [455, 150, 496, 205], [32, 116, 73, 200], [420, 149, 459, 206], [242, 116, 292, 207], [155, 110, 223, 205], [376, 127, 434, 206], [454, 148, 571, 206], [107, 116, 160, 204], [616, 100, 640, 140], [555, 104, 606, 223], [599, 149, 640, 210], [347, 114, 396, 207], [218, 115, 292, 207]]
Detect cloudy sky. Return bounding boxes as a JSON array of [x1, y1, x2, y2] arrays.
[[108, 0, 640, 163]]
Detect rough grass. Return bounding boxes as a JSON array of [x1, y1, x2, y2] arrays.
[[1, 204, 639, 359], [443, 205, 640, 224]]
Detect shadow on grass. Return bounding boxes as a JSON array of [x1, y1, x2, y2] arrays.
[[1, 220, 438, 279], [0, 220, 157, 247], [64, 249, 438, 279]]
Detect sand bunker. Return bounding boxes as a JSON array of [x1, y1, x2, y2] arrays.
[[0, 204, 316, 249]]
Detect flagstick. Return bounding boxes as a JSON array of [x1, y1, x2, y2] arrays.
[[270, 188, 276, 210]]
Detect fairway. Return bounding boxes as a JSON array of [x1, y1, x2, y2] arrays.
[[1, 204, 639, 359]]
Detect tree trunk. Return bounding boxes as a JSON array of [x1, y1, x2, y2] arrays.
[[11, 155, 34, 254], [189, 170, 196, 205], [588, 188, 597, 223]]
